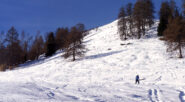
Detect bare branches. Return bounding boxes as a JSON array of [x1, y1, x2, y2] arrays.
[[64, 24, 86, 61]]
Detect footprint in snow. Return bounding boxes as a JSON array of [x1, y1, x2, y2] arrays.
[[178, 90, 185, 102], [47, 91, 55, 99]]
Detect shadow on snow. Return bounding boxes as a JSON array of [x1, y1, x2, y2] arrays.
[[85, 50, 123, 60]]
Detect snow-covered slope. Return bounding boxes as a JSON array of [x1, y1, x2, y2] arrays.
[[1, 20, 185, 102]]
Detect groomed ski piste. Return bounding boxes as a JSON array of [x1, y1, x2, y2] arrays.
[[0, 20, 185, 102]]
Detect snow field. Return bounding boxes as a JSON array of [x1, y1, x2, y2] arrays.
[[0, 20, 184, 101]]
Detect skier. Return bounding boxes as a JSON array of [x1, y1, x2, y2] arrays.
[[135, 75, 140, 84]]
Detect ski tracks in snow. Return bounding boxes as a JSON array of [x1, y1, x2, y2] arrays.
[[148, 89, 160, 102], [146, 84, 185, 102], [178, 90, 185, 102]]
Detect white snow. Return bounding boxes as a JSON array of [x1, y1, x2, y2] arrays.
[[0, 20, 185, 102]]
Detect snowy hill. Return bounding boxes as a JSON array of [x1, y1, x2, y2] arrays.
[[1, 20, 185, 102]]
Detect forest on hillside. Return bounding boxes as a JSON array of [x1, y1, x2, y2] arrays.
[[0, 23, 86, 71], [118, 0, 185, 58], [0, 0, 185, 71]]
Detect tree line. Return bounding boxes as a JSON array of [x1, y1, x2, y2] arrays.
[[2, 0, 185, 71], [118, 0, 155, 40], [0, 23, 86, 71], [118, 0, 185, 58], [158, 0, 185, 58]]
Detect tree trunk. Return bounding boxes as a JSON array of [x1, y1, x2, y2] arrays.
[[138, 27, 141, 39], [129, 21, 133, 36], [72, 43, 75, 61], [179, 47, 182, 58], [124, 32, 127, 40], [178, 37, 183, 58], [142, 21, 146, 36]]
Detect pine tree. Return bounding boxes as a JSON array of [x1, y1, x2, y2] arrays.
[[118, 7, 127, 40], [157, 1, 171, 36], [45, 32, 56, 57]]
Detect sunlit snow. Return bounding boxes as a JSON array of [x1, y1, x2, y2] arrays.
[[0, 20, 185, 102]]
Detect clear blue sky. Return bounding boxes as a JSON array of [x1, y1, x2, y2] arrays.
[[0, 0, 182, 35]]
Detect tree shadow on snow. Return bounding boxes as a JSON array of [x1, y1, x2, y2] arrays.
[[83, 39, 92, 43], [132, 94, 143, 98], [85, 50, 123, 60], [18, 50, 63, 69]]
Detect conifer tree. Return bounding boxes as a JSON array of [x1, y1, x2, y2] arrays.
[[29, 35, 44, 60], [0, 31, 6, 66], [118, 7, 128, 40], [64, 26, 85, 61], [20, 31, 33, 62], [145, 0, 155, 27], [133, 0, 144, 39], [164, 16, 185, 58], [6, 27, 19, 45], [76, 23, 85, 44], [157, 1, 171, 36], [6, 27, 23, 66], [45, 32, 56, 57], [169, 0, 177, 18], [126, 3, 134, 36], [55, 27, 69, 50], [133, 0, 155, 38], [182, 0, 185, 17]]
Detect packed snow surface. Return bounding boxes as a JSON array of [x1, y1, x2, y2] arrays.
[[1, 20, 185, 102]]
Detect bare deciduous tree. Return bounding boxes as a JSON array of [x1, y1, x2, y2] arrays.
[[64, 26, 86, 61], [164, 16, 185, 58], [118, 7, 128, 40]]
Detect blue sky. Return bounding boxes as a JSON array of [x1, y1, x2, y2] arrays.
[[0, 0, 182, 35]]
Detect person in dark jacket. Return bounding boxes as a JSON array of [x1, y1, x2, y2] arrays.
[[135, 75, 140, 84]]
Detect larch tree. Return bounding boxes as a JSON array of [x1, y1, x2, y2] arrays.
[[55, 27, 69, 50], [20, 31, 33, 62], [6, 27, 19, 45], [29, 35, 44, 60], [133, 0, 144, 39], [76, 23, 85, 44], [64, 26, 85, 61], [182, 0, 185, 17], [118, 7, 128, 40], [0, 31, 5, 64], [126, 3, 134, 36], [145, 0, 155, 27], [169, 0, 177, 18], [164, 16, 185, 58], [5, 27, 23, 67], [133, 0, 155, 38]]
